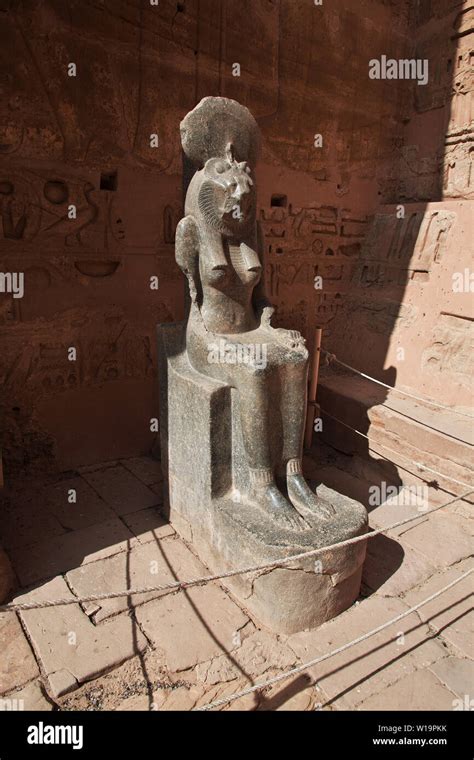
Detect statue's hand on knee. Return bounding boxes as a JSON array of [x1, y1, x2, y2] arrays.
[[270, 327, 306, 351], [257, 303, 275, 327]]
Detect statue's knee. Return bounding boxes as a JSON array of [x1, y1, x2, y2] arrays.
[[282, 346, 309, 366], [298, 346, 310, 364]]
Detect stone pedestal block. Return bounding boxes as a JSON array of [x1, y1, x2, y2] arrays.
[[158, 322, 367, 634]]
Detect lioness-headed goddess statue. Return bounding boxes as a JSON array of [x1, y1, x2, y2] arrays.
[[176, 97, 336, 531]]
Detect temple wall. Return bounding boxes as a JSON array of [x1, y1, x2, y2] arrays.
[[315, 1, 473, 408], [0, 0, 469, 479]]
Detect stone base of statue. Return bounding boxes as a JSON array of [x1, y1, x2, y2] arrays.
[[157, 322, 368, 634]]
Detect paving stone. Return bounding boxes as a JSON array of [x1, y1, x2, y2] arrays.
[[0, 493, 65, 551], [108, 673, 203, 712], [196, 676, 258, 712], [135, 584, 249, 672], [196, 631, 296, 685], [9, 518, 135, 587], [0, 485, 40, 515], [150, 481, 164, 504], [403, 560, 474, 658], [78, 460, 119, 474], [257, 671, 315, 712], [368, 496, 428, 538], [430, 657, 474, 699], [159, 684, 206, 711], [0, 681, 53, 711], [115, 693, 153, 711], [266, 693, 313, 711], [400, 513, 473, 568], [121, 507, 174, 544], [15, 577, 148, 697], [116, 686, 204, 712], [195, 656, 238, 686], [48, 669, 78, 697], [121, 457, 163, 486], [439, 611, 474, 658], [287, 596, 446, 709], [362, 534, 437, 597], [66, 537, 208, 623], [357, 668, 458, 711], [82, 465, 159, 515], [452, 500, 474, 520], [0, 612, 39, 695], [45, 477, 116, 531]]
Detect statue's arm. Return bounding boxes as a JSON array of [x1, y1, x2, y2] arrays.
[[253, 221, 306, 346], [175, 215, 200, 304], [253, 220, 275, 326]]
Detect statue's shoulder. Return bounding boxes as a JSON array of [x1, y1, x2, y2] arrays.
[[176, 215, 199, 243]]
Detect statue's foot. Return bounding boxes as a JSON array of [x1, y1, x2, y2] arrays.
[[286, 459, 336, 521], [248, 469, 310, 531], [250, 483, 310, 531]]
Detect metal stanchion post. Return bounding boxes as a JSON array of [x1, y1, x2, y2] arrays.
[[304, 327, 322, 450]]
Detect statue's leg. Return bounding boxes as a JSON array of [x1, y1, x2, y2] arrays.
[[186, 314, 309, 530], [280, 355, 335, 521], [235, 366, 309, 531]]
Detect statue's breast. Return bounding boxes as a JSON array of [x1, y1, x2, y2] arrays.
[[228, 242, 262, 285], [199, 239, 261, 291]]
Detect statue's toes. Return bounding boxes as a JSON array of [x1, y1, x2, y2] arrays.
[[286, 516, 304, 531], [295, 497, 335, 524], [284, 510, 311, 532], [308, 505, 334, 522], [287, 478, 336, 521], [314, 498, 336, 519]]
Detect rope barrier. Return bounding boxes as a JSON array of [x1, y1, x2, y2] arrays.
[[320, 349, 474, 420], [319, 407, 474, 490], [195, 568, 473, 711], [2, 488, 472, 614]]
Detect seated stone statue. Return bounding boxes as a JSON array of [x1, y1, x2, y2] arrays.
[[176, 97, 335, 531]]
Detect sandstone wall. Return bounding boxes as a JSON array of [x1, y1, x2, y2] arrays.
[[324, 1, 473, 408], [0, 0, 468, 479]]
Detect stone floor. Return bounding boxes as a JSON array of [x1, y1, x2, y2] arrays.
[[0, 453, 472, 711]]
